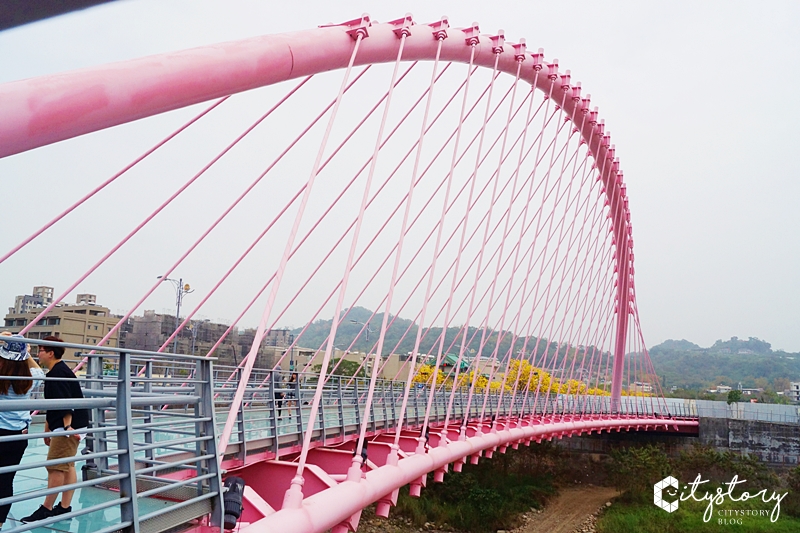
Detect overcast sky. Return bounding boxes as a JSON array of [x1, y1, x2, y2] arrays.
[[1, 0, 799, 351]]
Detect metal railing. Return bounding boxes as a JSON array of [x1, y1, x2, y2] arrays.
[[207, 367, 695, 462], [661, 398, 800, 424], [1, 338, 730, 532], [0, 338, 223, 533]]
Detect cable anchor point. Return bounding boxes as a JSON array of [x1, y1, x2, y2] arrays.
[[490, 30, 505, 54], [389, 14, 414, 38], [320, 14, 372, 39], [512, 39, 527, 61], [428, 17, 449, 41], [460, 23, 481, 46]]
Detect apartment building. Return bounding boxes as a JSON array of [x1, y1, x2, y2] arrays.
[[4, 289, 120, 363]]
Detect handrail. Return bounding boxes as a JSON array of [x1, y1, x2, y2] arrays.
[[0, 350, 224, 532], [13, 337, 217, 361]]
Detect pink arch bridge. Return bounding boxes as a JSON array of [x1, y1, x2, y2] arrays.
[[0, 14, 698, 533]]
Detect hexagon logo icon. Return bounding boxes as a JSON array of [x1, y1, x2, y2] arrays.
[[654, 476, 679, 513]]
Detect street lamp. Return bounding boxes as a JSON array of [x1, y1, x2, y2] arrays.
[[349, 319, 372, 342], [186, 321, 200, 357], [157, 276, 193, 354]]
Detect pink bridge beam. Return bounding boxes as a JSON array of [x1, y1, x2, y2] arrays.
[[248, 417, 698, 533]]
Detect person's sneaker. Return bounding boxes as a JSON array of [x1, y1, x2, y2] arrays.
[[21, 505, 54, 523], [52, 503, 72, 517]]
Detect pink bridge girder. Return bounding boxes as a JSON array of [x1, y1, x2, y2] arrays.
[[223, 415, 698, 532]]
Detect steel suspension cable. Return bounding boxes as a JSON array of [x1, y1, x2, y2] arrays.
[[387, 42, 477, 457], [409, 46, 504, 456], [562, 191, 618, 417], [208, 62, 471, 372], [502, 150, 596, 422], [460, 63, 558, 436], [285, 31, 443, 506], [480, 67, 567, 431], [20, 76, 312, 339], [350, 27, 411, 466], [431, 51, 526, 441], [488, 57, 546, 418], [0, 96, 230, 265], [158, 64, 419, 353], [318, 69, 528, 386], [533, 152, 599, 415], [512, 159, 600, 418], [539, 157, 606, 415], [219, 31, 366, 460], [477, 104, 576, 429]]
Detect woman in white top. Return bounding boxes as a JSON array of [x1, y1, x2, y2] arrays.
[[0, 333, 44, 527]]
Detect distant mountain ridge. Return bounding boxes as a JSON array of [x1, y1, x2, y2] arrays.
[[650, 339, 700, 352], [290, 306, 607, 370], [648, 336, 799, 390]]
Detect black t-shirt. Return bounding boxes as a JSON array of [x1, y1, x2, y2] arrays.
[[44, 360, 89, 431]]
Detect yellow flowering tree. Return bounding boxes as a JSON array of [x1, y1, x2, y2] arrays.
[[559, 379, 587, 395], [503, 360, 612, 396], [621, 390, 652, 397], [504, 360, 554, 393], [412, 364, 448, 387]]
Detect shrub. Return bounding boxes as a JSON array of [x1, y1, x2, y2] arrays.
[[394, 445, 557, 532], [607, 445, 671, 502], [675, 444, 778, 490], [785, 465, 800, 518]]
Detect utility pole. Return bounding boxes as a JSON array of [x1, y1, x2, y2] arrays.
[[157, 276, 193, 354]]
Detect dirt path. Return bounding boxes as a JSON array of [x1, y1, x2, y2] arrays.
[[521, 486, 618, 533], [358, 485, 619, 533]]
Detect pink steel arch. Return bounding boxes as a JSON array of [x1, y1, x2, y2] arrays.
[[0, 14, 633, 407], [0, 14, 667, 533]]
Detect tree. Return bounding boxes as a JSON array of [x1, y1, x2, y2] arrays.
[[757, 390, 790, 405], [412, 364, 449, 387], [607, 445, 671, 502], [313, 358, 366, 378], [786, 466, 800, 518], [726, 389, 742, 404], [774, 377, 791, 392]]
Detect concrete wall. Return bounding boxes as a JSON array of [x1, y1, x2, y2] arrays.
[[557, 418, 799, 466], [698, 417, 799, 466], [557, 429, 700, 457]]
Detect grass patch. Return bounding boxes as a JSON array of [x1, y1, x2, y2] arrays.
[[394, 444, 564, 532], [598, 495, 800, 533], [600, 445, 800, 532]]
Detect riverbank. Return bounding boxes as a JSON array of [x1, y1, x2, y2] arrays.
[[356, 443, 800, 533], [357, 485, 615, 533]]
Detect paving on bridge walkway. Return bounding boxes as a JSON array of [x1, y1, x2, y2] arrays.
[[3, 424, 176, 532]]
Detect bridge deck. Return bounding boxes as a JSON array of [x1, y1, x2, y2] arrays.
[[0, 342, 707, 533]]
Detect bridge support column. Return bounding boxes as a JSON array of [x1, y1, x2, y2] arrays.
[[375, 447, 400, 518], [409, 475, 425, 497], [610, 181, 632, 412]]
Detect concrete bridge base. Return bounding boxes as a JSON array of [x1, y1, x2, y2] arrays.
[[557, 417, 799, 467]]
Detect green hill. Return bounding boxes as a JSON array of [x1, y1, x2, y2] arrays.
[[290, 307, 607, 370], [648, 337, 800, 390]]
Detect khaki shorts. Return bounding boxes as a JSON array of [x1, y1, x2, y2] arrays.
[[46, 435, 79, 472]]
